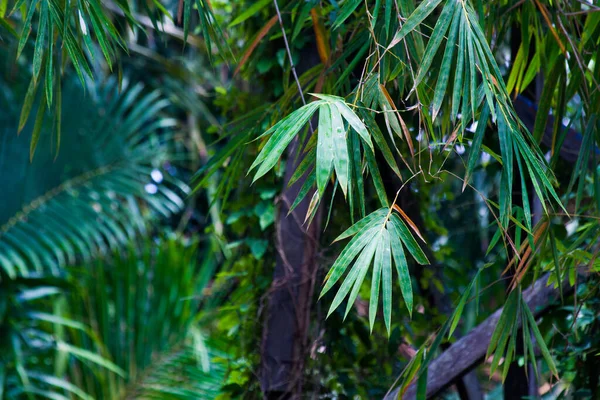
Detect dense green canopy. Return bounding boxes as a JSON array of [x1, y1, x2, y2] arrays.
[[1, 0, 599, 398]]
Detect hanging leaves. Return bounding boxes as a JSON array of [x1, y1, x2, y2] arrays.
[[319, 207, 428, 333], [249, 94, 393, 211]]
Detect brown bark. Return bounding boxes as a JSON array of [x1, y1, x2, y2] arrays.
[[259, 136, 321, 399]]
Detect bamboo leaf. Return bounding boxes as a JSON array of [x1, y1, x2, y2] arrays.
[[317, 103, 334, 195], [331, 104, 350, 196], [390, 214, 428, 265], [321, 226, 380, 298], [343, 231, 380, 319], [369, 231, 386, 331], [388, 221, 413, 316], [334, 208, 387, 242], [431, 4, 460, 120], [229, 0, 271, 28], [388, 0, 444, 49], [522, 302, 558, 377]]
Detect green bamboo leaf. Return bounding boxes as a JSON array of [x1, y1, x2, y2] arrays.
[[384, 0, 392, 38], [289, 171, 317, 215], [390, 214, 428, 264], [490, 317, 512, 375], [333, 0, 361, 29], [30, 94, 47, 161], [388, 0, 444, 49], [501, 310, 519, 382], [321, 226, 380, 298], [19, 76, 38, 133], [497, 107, 513, 226], [229, 0, 271, 27], [522, 302, 558, 377], [364, 145, 389, 207], [183, 0, 192, 41], [522, 310, 539, 379], [369, 231, 386, 331], [316, 96, 374, 152], [381, 229, 393, 333], [288, 145, 316, 187], [32, 2, 47, 83], [388, 219, 413, 316], [431, 4, 461, 120], [349, 129, 366, 219], [413, 0, 456, 87], [343, 232, 380, 319], [251, 102, 320, 181], [451, 13, 466, 121], [16, 0, 40, 59], [448, 270, 480, 338], [332, 105, 350, 196], [45, 24, 54, 106], [359, 108, 401, 177], [317, 103, 334, 195], [326, 232, 377, 317], [486, 289, 518, 359], [466, 30, 477, 119], [334, 208, 387, 242], [463, 103, 490, 190], [305, 190, 321, 226], [292, 1, 312, 41]]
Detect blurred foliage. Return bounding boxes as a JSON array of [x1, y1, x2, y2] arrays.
[[1, 0, 600, 399]]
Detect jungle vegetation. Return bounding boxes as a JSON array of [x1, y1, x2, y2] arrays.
[[1, 0, 599, 399]]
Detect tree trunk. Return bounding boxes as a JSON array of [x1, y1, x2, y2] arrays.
[[259, 38, 322, 397]]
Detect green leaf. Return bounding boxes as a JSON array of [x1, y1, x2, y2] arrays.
[[321, 226, 380, 298], [289, 170, 316, 215], [30, 94, 47, 161], [19, 76, 39, 133], [388, 0, 444, 48], [522, 302, 558, 377], [334, 208, 387, 242], [332, 106, 350, 196], [390, 214, 428, 264], [448, 270, 480, 338], [250, 102, 320, 181], [359, 107, 401, 177], [16, 0, 40, 59], [414, 0, 455, 87], [333, 0, 361, 29], [56, 342, 125, 377], [342, 231, 380, 319], [369, 231, 385, 331], [229, 0, 271, 27], [317, 103, 334, 195], [463, 103, 490, 190], [451, 12, 466, 121], [381, 229, 393, 333], [331, 97, 374, 152], [32, 2, 48, 83], [27, 372, 94, 400], [364, 145, 389, 207], [388, 219, 413, 316], [431, 4, 461, 120]]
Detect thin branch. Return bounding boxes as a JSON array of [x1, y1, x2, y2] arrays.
[[273, 0, 309, 111]]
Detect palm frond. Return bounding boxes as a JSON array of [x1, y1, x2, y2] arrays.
[[0, 74, 187, 278], [0, 274, 123, 398], [67, 237, 226, 399]]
